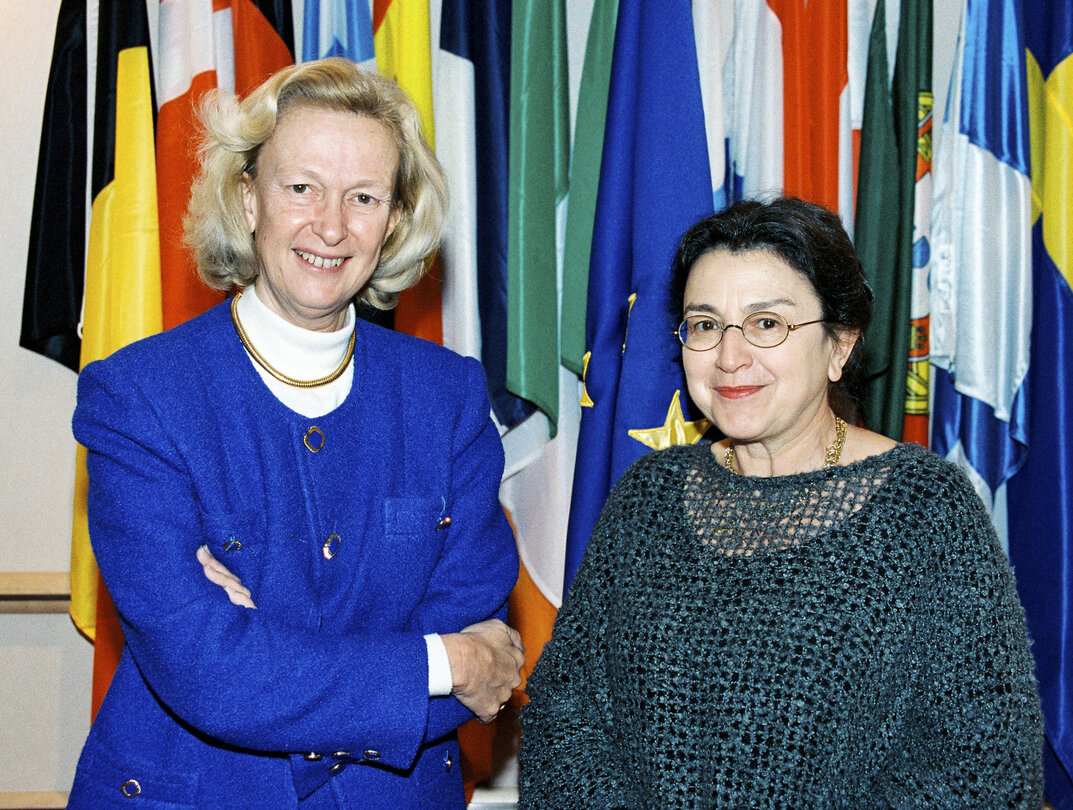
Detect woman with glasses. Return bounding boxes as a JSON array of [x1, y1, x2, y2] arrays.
[[520, 198, 1043, 807], [68, 59, 523, 809]]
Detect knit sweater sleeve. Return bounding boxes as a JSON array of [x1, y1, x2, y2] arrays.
[[518, 459, 656, 808], [872, 463, 1044, 808]]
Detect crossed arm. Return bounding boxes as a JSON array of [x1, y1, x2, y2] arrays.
[[76, 346, 525, 765], [197, 545, 524, 723]]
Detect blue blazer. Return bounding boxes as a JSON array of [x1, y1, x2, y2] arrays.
[[68, 301, 518, 809]]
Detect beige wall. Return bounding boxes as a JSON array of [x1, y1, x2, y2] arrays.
[[0, 0, 93, 796]]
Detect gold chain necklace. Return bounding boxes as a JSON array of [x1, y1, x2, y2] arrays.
[[724, 416, 848, 474], [230, 292, 356, 389]]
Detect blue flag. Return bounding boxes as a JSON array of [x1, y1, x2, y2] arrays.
[[563, 0, 714, 592], [1009, 0, 1073, 803], [929, 0, 1032, 528], [302, 0, 375, 63]]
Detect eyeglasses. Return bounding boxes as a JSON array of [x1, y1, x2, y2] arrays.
[[675, 312, 826, 351]]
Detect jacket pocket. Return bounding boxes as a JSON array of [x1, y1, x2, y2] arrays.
[[384, 496, 448, 537], [376, 496, 448, 593]]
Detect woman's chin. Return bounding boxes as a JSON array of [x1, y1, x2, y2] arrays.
[[709, 406, 768, 443]]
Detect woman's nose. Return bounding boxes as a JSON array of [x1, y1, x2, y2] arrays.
[[715, 325, 751, 371], [312, 197, 348, 244]]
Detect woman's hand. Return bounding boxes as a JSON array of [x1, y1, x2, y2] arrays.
[[196, 545, 256, 609], [442, 619, 525, 723]]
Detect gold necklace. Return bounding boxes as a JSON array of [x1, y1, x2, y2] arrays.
[[724, 416, 848, 474], [230, 292, 356, 389]]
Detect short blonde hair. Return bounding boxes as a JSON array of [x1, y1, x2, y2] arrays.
[[184, 57, 448, 309]]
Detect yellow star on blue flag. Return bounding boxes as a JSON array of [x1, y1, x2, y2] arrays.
[[627, 390, 710, 450]]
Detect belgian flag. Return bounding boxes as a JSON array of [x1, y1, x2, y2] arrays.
[[73, 0, 163, 717], [84, 0, 294, 715], [25, 2, 294, 718]]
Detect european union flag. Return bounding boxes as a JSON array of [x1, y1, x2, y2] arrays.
[[563, 0, 714, 592]]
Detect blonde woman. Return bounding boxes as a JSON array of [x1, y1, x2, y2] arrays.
[[69, 59, 522, 809]]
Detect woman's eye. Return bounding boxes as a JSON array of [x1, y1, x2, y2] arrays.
[[755, 317, 780, 331], [693, 318, 718, 333], [353, 193, 378, 206], [288, 184, 309, 194]]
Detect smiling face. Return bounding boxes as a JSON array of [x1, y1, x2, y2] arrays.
[[681, 249, 856, 454], [242, 105, 402, 332]]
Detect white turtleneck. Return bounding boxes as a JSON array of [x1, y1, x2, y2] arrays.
[[234, 287, 355, 418], [233, 288, 453, 697]]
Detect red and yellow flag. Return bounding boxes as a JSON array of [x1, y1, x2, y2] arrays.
[[373, 0, 442, 344]]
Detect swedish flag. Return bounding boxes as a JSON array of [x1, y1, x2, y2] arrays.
[[1008, 1, 1073, 804]]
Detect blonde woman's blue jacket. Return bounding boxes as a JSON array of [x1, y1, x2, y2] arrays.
[[67, 300, 518, 809]]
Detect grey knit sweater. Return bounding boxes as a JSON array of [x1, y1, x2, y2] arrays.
[[520, 442, 1043, 808]]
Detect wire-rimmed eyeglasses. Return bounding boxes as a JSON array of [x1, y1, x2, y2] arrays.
[[675, 312, 826, 351]]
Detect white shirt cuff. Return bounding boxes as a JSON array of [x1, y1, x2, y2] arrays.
[[424, 633, 454, 697]]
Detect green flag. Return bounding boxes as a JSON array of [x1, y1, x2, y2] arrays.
[[507, 0, 571, 432], [560, 0, 620, 376], [854, 0, 932, 440]]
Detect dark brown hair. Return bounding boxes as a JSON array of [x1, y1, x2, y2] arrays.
[[670, 197, 874, 418]]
